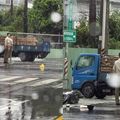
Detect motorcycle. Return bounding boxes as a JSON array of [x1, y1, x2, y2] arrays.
[[63, 90, 81, 104]]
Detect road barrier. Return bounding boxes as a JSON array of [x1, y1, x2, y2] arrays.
[[64, 58, 68, 79], [100, 48, 106, 56]]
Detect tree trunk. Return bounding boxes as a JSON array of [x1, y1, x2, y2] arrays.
[[10, 0, 13, 15], [23, 0, 28, 33]]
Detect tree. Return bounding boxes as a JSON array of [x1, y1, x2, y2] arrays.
[[10, 0, 13, 15], [74, 20, 89, 47], [109, 11, 120, 49], [29, 0, 63, 33], [109, 11, 120, 40], [0, 7, 24, 32]]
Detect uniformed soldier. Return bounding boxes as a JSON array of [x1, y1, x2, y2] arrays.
[[4, 33, 13, 64], [113, 53, 120, 105]]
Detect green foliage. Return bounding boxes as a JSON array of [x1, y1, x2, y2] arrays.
[[108, 38, 120, 49], [108, 11, 120, 49], [29, 0, 63, 33], [74, 11, 120, 48], [74, 20, 89, 47], [0, 7, 24, 32], [0, 0, 63, 34], [109, 11, 120, 40]]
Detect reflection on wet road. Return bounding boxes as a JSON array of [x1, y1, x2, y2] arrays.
[[0, 87, 62, 119], [63, 97, 120, 120], [0, 58, 63, 119]]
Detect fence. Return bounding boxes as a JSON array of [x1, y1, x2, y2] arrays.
[[0, 31, 63, 49]]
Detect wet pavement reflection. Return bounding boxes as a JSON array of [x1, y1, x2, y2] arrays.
[[0, 58, 63, 119], [63, 100, 120, 120], [0, 86, 62, 120]]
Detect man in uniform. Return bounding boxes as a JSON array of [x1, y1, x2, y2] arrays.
[[4, 33, 13, 64], [113, 53, 120, 105]]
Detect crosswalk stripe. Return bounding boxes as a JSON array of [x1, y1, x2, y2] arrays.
[[0, 76, 22, 82], [14, 78, 38, 83], [30, 79, 60, 87], [52, 83, 63, 88], [0, 75, 61, 87]]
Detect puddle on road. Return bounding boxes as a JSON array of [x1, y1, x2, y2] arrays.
[[0, 87, 62, 120]]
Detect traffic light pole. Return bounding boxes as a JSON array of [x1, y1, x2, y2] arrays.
[[64, 0, 73, 89]]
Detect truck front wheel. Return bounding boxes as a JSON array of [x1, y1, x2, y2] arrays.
[[81, 82, 95, 98], [27, 55, 35, 62]]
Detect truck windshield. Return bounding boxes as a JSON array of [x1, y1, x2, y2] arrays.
[[77, 56, 95, 68]]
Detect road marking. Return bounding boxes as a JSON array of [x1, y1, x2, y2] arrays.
[[52, 83, 63, 88], [0, 76, 22, 82], [14, 78, 38, 83], [30, 79, 61, 87], [0, 76, 61, 87], [0, 99, 29, 111]]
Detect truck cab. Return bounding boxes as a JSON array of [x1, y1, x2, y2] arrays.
[[72, 53, 114, 98]]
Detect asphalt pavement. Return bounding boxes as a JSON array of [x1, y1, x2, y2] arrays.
[[63, 96, 120, 120], [0, 57, 63, 119]]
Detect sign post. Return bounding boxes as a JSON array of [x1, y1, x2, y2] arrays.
[[63, 0, 76, 89]]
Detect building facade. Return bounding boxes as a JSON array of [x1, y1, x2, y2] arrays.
[[0, 0, 32, 10]]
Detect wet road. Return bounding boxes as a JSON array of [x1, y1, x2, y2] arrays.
[[0, 58, 63, 119], [63, 96, 120, 120]]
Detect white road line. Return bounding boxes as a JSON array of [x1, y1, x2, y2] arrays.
[[30, 79, 60, 87], [0, 100, 29, 111], [0, 76, 22, 82], [14, 78, 38, 83], [52, 83, 63, 88]]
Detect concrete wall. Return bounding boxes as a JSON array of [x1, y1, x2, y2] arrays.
[[46, 49, 63, 59]]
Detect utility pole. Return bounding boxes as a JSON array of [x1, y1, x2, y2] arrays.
[[101, 0, 109, 54], [98, 0, 103, 54], [10, 0, 13, 15], [23, 0, 28, 33], [89, 0, 96, 47]]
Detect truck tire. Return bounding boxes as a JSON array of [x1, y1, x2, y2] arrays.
[[27, 55, 35, 62], [19, 52, 28, 62], [39, 52, 48, 59], [81, 82, 95, 98], [95, 89, 106, 99]]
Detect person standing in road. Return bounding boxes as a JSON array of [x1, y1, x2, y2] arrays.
[[113, 53, 120, 105], [4, 33, 13, 64]]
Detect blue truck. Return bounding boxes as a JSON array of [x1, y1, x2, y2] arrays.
[[72, 53, 117, 99], [0, 34, 50, 62]]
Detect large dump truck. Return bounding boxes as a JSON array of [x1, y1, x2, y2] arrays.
[[72, 53, 118, 99], [0, 33, 51, 62]]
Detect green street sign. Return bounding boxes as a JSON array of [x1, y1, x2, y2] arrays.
[[68, 19, 73, 30], [63, 30, 76, 42]]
